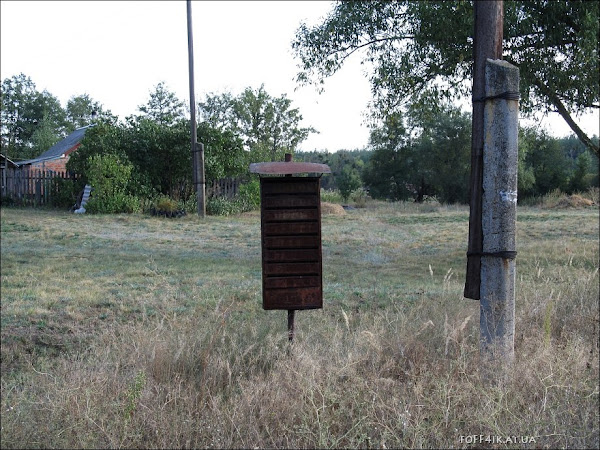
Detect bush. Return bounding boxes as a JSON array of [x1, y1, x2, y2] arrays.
[[149, 195, 186, 218], [154, 195, 178, 213], [238, 178, 260, 209], [206, 197, 242, 216], [84, 154, 141, 213], [321, 189, 343, 204], [86, 193, 141, 214], [50, 177, 81, 209], [350, 187, 369, 208], [0, 195, 16, 206]]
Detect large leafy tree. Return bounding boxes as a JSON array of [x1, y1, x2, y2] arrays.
[[292, 0, 599, 156], [137, 81, 185, 126], [66, 93, 114, 131], [199, 85, 316, 162], [363, 106, 471, 203], [1, 73, 68, 159]]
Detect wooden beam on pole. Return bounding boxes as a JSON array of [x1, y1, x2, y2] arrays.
[[464, 0, 504, 300]]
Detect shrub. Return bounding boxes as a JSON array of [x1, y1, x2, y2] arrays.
[[206, 197, 241, 216], [350, 187, 369, 208], [338, 166, 362, 202], [0, 195, 16, 206], [321, 189, 343, 204], [84, 154, 142, 213], [154, 196, 178, 213], [50, 177, 81, 209], [86, 192, 141, 214], [238, 179, 260, 209]]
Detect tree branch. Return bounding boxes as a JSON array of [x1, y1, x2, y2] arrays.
[[532, 77, 599, 157], [326, 35, 413, 61]]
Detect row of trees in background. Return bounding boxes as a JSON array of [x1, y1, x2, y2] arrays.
[[299, 105, 599, 204], [1, 73, 115, 160], [1, 74, 317, 213]]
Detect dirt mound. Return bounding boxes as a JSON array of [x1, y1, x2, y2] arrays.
[[321, 202, 346, 216], [553, 194, 595, 209]]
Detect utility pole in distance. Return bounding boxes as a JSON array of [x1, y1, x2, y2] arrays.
[[187, 0, 205, 217]]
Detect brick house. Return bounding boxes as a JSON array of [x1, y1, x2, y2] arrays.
[[16, 124, 94, 173]]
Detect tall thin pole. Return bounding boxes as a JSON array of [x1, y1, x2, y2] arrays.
[[187, 0, 205, 217], [464, 0, 504, 300]]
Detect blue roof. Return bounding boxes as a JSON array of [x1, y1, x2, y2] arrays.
[[37, 125, 93, 159], [16, 124, 94, 166]]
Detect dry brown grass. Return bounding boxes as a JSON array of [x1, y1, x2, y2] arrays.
[[552, 194, 595, 208], [1, 204, 598, 449], [321, 202, 347, 216]]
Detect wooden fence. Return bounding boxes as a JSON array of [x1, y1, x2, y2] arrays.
[[1, 167, 78, 206], [1, 166, 243, 207], [206, 177, 241, 199]]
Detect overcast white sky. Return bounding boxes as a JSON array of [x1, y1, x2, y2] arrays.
[[1, 1, 598, 153]]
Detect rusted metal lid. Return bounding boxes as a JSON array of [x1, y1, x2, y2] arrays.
[[249, 161, 331, 175]]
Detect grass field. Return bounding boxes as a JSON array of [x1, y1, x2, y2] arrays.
[[1, 201, 598, 448]]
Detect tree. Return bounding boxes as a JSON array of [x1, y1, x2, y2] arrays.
[[1, 74, 67, 159], [520, 127, 570, 196], [292, 0, 599, 156], [337, 165, 361, 202], [363, 106, 471, 203], [297, 148, 371, 190], [30, 112, 61, 156], [1, 73, 39, 158], [569, 151, 592, 193], [66, 94, 113, 130], [199, 85, 316, 162], [362, 112, 412, 200], [137, 82, 185, 125]]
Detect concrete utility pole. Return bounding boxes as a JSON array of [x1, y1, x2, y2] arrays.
[[465, 1, 518, 365], [187, 0, 205, 217], [480, 59, 519, 361]]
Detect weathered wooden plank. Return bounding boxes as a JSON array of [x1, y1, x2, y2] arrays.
[[264, 222, 319, 236], [264, 275, 321, 289], [250, 161, 331, 175], [264, 236, 319, 249], [264, 249, 320, 262], [261, 180, 319, 195], [263, 287, 323, 310], [264, 262, 320, 276], [263, 195, 319, 209], [263, 209, 319, 222]]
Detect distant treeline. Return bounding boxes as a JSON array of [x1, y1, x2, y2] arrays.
[[298, 107, 599, 204]]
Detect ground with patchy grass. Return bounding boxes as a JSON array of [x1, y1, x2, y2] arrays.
[[1, 201, 598, 449]]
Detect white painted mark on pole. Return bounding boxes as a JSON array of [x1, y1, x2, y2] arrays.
[[499, 190, 518, 203]]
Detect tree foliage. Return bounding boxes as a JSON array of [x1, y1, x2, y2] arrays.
[[292, 0, 599, 155], [85, 153, 140, 214], [1, 73, 113, 160], [362, 106, 472, 203], [1, 73, 68, 159], [199, 85, 316, 162], [66, 93, 113, 131], [137, 82, 185, 125], [67, 85, 247, 203], [297, 148, 370, 191]]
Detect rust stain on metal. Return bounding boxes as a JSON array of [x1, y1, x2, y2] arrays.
[[260, 176, 323, 310]]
